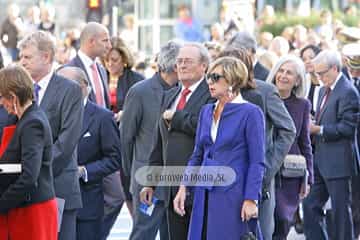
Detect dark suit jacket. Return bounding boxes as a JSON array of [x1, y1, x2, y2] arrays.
[[67, 55, 111, 108], [241, 87, 265, 113], [149, 79, 215, 205], [0, 103, 55, 213], [315, 75, 360, 178], [40, 73, 84, 210], [77, 101, 121, 220], [254, 62, 269, 81], [115, 68, 144, 111], [120, 73, 171, 194]]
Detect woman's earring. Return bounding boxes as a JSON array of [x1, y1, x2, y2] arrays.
[[228, 86, 233, 98], [13, 102, 17, 115]]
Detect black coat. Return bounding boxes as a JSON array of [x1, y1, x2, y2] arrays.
[[0, 103, 55, 213]]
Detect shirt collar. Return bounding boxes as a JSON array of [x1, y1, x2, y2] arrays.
[[214, 93, 247, 109], [36, 68, 54, 90], [181, 77, 204, 93], [78, 50, 96, 67], [330, 72, 342, 90]]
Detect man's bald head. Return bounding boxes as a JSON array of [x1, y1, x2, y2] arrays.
[[79, 22, 111, 59], [57, 66, 90, 98]]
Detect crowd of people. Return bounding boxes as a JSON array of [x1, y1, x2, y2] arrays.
[[0, 2, 359, 240]]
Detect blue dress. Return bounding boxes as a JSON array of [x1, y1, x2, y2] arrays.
[[185, 102, 265, 240]]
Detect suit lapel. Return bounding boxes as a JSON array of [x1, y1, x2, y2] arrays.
[[40, 74, 59, 110], [318, 76, 345, 122], [184, 78, 208, 110], [166, 86, 181, 109]]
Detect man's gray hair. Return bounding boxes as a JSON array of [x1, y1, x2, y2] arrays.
[[183, 42, 210, 66], [226, 31, 257, 54], [157, 40, 183, 73], [80, 22, 108, 46], [266, 55, 307, 98], [312, 49, 342, 71], [18, 31, 56, 61]]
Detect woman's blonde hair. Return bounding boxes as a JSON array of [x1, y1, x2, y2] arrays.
[[207, 56, 248, 95], [0, 65, 34, 106]]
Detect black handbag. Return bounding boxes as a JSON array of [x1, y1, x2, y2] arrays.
[[241, 220, 258, 240], [280, 154, 307, 178]]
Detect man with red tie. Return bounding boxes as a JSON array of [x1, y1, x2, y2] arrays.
[[304, 50, 360, 240], [141, 42, 215, 240]]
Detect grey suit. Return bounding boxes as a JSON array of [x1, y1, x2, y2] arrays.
[[40, 74, 84, 240], [120, 73, 172, 240], [253, 80, 296, 240]]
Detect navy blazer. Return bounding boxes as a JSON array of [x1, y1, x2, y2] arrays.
[[0, 103, 55, 213], [67, 55, 111, 109], [77, 101, 121, 219], [315, 75, 360, 178]]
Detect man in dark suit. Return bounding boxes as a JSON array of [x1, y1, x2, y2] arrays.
[[303, 50, 360, 240], [141, 42, 215, 240], [67, 22, 124, 238], [19, 31, 84, 240], [120, 40, 182, 240], [342, 43, 360, 239], [57, 66, 122, 240], [227, 31, 269, 81]]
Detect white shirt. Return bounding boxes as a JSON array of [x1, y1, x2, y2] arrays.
[[211, 94, 247, 142], [35, 69, 54, 104], [77, 50, 105, 97], [169, 79, 204, 112]]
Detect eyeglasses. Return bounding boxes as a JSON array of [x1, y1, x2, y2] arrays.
[[315, 67, 332, 77], [175, 58, 197, 66], [206, 73, 225, 84]]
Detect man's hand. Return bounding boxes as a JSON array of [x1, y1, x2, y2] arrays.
[[78, 166, 86, 179], [140, 187, 154, 206], [310, 121, 321, 135], [173, 185, 187, 216], [114, 110, 123, 122], [162, 110, 175, 121]]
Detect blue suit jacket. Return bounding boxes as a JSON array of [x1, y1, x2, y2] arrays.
[[77, 101, 121, 219], [315, 75, 360, 178], [67, 55, 111, 109]]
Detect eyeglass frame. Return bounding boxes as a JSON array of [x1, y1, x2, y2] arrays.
[[314, 66, 333, 77], [206, 73, 225, 84]]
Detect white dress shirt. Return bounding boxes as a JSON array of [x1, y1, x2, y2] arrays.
[[35, 69, 54, 105]]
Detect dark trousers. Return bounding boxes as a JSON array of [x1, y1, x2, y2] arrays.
[[58, 209, 77, 240], [303, 166, 354, 240], [167, 195, 192, 240], [77, 218, 102, 240], [101, 205, 122, 240]]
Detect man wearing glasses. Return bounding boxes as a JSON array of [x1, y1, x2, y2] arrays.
[[303, 50, 360, 240]]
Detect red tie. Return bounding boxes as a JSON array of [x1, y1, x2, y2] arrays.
[[176, 88, 191, 110], [315, 87, 331, 123], [90, 63, 105, 106]]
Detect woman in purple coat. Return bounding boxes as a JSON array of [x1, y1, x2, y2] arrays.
[[173, 56, 265, 240], [266, 55, 313, 239]]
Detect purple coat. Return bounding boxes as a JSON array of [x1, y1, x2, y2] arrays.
[[275, 95, 313, 221], [185, 102, 265, 240]]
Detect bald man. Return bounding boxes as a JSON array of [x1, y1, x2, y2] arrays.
[[67, 22, 111, 108], [57, 66, 122, 240]]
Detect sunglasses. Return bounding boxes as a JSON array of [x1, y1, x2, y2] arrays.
[[206, 73, 225, 83]]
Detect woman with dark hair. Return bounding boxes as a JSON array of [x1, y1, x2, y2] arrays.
[[104, 36, 144, 121], [0, 65, 57, 240], [300, 44, 321, 117]]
